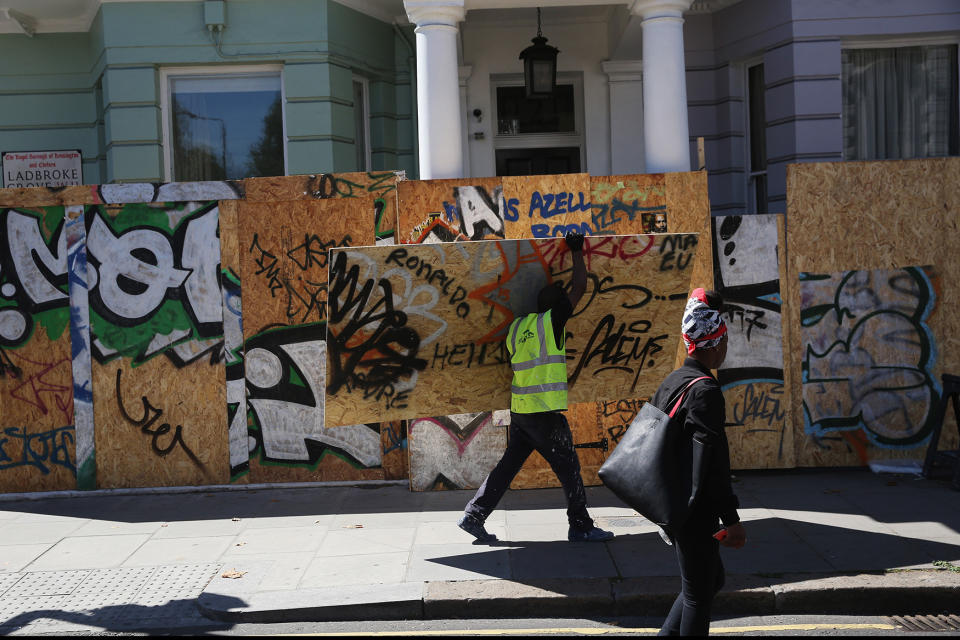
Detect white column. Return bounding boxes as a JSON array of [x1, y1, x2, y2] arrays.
[[602, 60, 645, 174], [630, 0, 694, 173], [404, 0, 466, 180], [459, 64, 472, 178]]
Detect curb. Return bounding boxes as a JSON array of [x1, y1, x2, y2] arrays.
[[197, 569, 960, 623]]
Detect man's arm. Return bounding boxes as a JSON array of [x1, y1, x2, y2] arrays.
[[565, 232, 587, 309]]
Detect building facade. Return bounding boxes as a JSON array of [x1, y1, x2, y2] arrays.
[[1, 0, 957, 215]]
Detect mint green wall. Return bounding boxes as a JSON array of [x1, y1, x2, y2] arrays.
[[0, 33, 101, 184], [0, 0, 415, 183]]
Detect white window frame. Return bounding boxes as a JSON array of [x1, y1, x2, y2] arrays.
[[742, 55, 766, 214], [839, 35, 960, 161], [490, 72, 586, 172], [160, 64, 288, 181], [352, 75, 373, 172]]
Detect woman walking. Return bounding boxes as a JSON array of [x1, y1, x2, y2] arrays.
[[652, 288, 747, 636]]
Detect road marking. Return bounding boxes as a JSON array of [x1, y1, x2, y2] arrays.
[[277, 622, 898, 636]]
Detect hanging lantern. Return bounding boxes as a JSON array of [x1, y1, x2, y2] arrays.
[[519, 7, 559, 99]]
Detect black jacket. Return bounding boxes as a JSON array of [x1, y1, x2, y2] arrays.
[[651, 357, 740, 528]]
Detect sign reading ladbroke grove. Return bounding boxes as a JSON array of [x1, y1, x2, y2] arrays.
[[2, 149, 82, 188]]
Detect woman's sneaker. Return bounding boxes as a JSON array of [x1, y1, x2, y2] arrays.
[[568, 525, 614, 542], [458, 514, 498, 543]]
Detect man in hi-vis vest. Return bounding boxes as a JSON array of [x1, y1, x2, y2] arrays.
[[458, 232, 615, 544]]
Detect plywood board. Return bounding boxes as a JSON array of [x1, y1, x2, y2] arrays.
[[408, 410, 508, 491], [0, 206, 77, 492], [712, 213, 794, 470], [798, 265, 941, 466], [237, 198, 374, 337], [397, 177, 505, 244], [0, 181, 245, 208], [325, 233, 698, 426], [241, 172, 400, 244], [502, 173, 591, 239], [236, 197, 385, 483], [785, 159, 960, 467], [85, 201, 230, 488], [218, 200, 249, 483]]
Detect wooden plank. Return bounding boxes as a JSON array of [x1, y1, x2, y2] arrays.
[[785, 159, 960, 467], [324, 233, 698, 426], [0, 206, 77, 492], [85, 201, 230, 488]]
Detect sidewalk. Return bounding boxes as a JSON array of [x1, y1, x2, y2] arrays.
[[0, 469, 958, 633]]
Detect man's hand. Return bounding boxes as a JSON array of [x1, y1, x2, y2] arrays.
[[565, 231, 584, 252], [719, 522, 746, 549]]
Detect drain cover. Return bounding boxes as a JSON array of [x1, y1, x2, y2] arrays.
[[890, 615, 960, 632]]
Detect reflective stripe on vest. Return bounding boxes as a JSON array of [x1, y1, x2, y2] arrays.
[[506, 309, 568, 413]]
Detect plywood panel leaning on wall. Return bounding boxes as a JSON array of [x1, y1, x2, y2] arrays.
[[785, 158, 960, 468], [395, 177, 509, 491], [712, 214, 794, 470], [237, 196, 402, 483], [0, 205, 78, 492], [87, 201, 230, 489], [324, 233, 698, 426]]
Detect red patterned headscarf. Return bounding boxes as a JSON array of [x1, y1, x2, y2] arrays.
[[681, 288, 727, 354]]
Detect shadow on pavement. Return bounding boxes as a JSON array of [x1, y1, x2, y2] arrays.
[[1, 468, 958, 536], [423, 517, 960, 586], [0, 594, 245, 635]]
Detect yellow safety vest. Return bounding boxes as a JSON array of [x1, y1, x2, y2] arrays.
[[506, 309, 568, 413]]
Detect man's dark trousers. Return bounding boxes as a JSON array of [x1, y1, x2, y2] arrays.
[[464, 411, 594, 531]]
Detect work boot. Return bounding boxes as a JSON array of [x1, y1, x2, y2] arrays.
[[458, 514, 498, 543], [568, 525, 614, 542]]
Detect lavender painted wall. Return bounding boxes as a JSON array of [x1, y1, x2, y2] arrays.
[[684, 0, 960, 215]]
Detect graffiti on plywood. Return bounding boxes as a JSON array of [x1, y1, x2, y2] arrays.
[[408, 410, 508, 491], [86, 201, 230, 488], [712, 214, 789, 468], [800, 265, 940, 463], [325, 233, 696, 425], [0, 206, 77, 491]]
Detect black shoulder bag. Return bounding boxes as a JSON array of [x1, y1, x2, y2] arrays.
[[598, 376, 712, 536]]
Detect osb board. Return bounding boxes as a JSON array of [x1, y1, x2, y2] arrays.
[[713, 213, 794, 470], [408, 411, 508, 491], [0, 329, 76, 493], [237, 197, 375, 337], [94, 356, 229, 488], [0, 181, 245, 207], [798, 265, 941, 466], [218, 200, 249, 483], [246, 420, 408, 483], [0, 205, 76, 492], [84, 201, 230, 488], [785, 159, 960, 467], [241, 172, 400, 244], [501, 173, 591, 239], [236, 196, 379, 484], [325, 233, 698, 426], [397, 177, 505, 244]]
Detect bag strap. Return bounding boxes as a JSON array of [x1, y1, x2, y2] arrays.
[[667, 376, 713, 418]]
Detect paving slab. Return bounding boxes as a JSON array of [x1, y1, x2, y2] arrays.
[[122, 536, 235, 567], [0, 545, 53, 573], [301, 552, 409, 588], [424, 578, 615, 619], [26, 535, 150, 571], [407, 543, 512, 582]]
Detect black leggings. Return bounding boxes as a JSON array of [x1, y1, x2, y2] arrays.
[[659, 523, 725, 636]]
